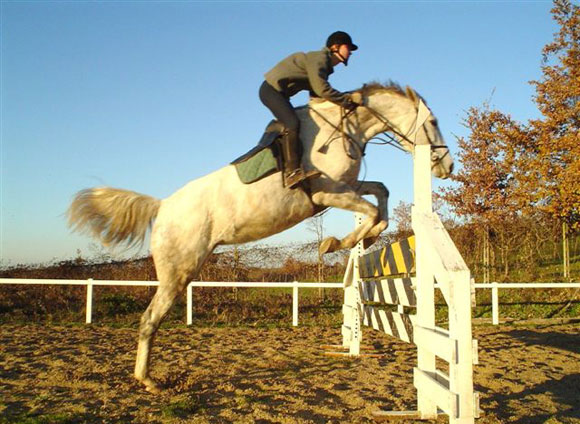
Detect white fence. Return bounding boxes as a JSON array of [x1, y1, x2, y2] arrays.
[[0, 279, 578, 326], [474, 282, 580, 325], [0, 278, 343, 326]]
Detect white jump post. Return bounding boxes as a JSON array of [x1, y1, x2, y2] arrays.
[[338, 142, 478, 423], [341, 213, 364, 355], [402, 144, 479, 422]]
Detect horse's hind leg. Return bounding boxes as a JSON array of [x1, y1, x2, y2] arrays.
[[134, 269, 184, 393], [134, 244, 213, 393]]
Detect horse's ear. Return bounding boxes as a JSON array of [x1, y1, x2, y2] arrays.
[[405, 86, 418, 105]]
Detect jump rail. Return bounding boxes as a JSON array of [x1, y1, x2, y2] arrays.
[[0, 278, 342, 326]]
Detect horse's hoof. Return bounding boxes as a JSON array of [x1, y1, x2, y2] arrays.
[[138, 377, 163, 394], [146, 383, 162, 394], [319, 237, 341, 255]]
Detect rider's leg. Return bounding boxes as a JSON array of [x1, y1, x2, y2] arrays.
[[259, 81, 299, 132], [259, 81, 319, 188]]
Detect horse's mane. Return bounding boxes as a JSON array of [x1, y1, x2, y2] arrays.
[[357, 81, 407, 97], [305, 80, 421, 108]]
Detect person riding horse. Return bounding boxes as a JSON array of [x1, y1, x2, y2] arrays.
[[260, 31, 362, 188]]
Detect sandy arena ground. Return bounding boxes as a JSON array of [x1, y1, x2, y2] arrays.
[[0, 322, 579, 423]]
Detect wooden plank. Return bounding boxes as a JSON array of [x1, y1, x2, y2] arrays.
[[413, 368, 458, 419], [358, 236, 416, 278], [343, 250, 356, 287], [320, 344, 379, 352], [360, 277, 416, 307], [474, 392, 481, 418], [414, 212, 468, 273], [362, 305, 414, 343], [447, 269, 477, 423], [372, 410, 423, 421], [342, 304, 354, 315], [413, 325, 457, 364], [341, 324, 351, 340]]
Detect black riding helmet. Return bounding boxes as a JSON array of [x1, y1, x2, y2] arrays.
[[326, 31, 358, 51]]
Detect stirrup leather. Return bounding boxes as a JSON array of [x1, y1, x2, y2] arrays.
[[283, 168, 321, 189]]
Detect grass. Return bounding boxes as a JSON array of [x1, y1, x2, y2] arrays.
[[0, 413, 92, 424], [1, 284, 578, 327], [160, 395, 203, 419], [0, 241, 578, 327]]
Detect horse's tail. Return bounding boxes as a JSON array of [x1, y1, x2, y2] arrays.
[[68, 187, 161, 248]]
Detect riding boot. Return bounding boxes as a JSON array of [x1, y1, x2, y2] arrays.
[[281, 130, 321, 189]]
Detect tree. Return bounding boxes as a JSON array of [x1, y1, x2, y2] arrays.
[[392, 201, 413, 240], [441, 0, 579, 280], [526, 0, 579, 229], [528, 0, 579, 278], [307, 214, 326, 300], [439, 104, 531, 278]]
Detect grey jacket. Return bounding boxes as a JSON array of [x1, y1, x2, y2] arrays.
[[264, 47, 348, 104]]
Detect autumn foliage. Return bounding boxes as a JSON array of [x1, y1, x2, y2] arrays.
[[439, 0, 579, 279]]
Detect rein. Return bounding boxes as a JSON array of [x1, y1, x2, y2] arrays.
[[309, 105, 364, 160], [308, 102, 419, 160], [308, 98, 450, 168]]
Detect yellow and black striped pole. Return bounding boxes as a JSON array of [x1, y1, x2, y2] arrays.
[[358, 236, 416, 278]]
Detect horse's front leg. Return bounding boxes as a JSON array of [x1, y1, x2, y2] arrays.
[[355, 181, 389, 246], [310, 179, 386, 254]]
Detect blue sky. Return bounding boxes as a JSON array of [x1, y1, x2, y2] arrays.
[[1, 0, 557, 265]]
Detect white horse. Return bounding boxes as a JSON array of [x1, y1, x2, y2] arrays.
[[68, 82, 453, 392]]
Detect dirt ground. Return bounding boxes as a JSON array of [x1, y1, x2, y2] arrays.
[[0, 322, 578, 424]]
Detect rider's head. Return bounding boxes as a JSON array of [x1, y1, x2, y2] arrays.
[[326, 31, 358, 66]]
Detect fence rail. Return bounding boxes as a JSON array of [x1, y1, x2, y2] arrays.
[[0, 278, 343, 326], [0, 279, 578, 326], [474, 282, 580, 325]]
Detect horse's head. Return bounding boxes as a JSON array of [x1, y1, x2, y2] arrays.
[[360, 83, 454, 179]]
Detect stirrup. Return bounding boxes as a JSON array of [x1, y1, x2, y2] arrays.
[[284, 168, 321, 189]]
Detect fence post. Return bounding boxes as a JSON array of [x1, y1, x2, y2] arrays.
[[86, 278, 93, 324], [292, 282, 299, 327], [187, 283, 193, 326], [492, 283, 499, 325]]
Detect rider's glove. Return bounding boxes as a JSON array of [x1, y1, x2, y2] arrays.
[[342, 93, 363, 111]]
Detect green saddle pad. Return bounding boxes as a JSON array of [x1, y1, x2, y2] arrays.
[[234, 144, 280, 184]]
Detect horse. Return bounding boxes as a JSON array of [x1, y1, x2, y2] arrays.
[[68, 82, 453, 393]]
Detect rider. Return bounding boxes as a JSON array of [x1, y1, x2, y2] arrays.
[[260, 31, 361, 188]]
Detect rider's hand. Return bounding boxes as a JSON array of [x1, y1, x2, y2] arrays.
[[350, 92, 363, 105], [342, 93, 363, 111]]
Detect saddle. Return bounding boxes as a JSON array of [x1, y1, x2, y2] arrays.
[[231, 120, 285, 184]]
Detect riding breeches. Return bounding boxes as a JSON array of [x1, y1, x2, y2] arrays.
[[259, 81, 300, 134]]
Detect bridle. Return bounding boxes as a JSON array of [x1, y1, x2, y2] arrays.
[[309, 95, 450, 168]]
